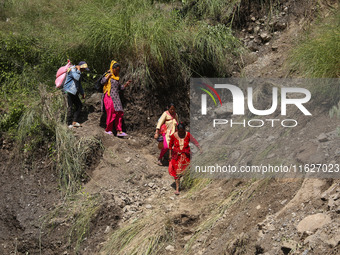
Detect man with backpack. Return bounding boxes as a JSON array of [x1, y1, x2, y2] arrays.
[[63, 61, 89, 128]]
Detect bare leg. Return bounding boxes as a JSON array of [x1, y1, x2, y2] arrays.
[[175, 178, 180, 195]]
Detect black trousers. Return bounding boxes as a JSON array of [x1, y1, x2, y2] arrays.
[[66, 93, 82, 125]]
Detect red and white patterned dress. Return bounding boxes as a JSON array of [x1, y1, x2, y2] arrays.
[[168, 132, 200, 179]]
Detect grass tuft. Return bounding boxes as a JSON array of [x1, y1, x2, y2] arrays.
[[103, 215, 174, 255], [288, 10, 340, 104], [41, 192, 102, 254], [289, 11, 340, 78], [16, 85, 102, 196]]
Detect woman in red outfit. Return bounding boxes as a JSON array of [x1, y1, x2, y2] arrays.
[[168, 122, 201, 195]]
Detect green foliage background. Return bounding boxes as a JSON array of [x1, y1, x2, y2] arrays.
[[0, 0, 245, 135]]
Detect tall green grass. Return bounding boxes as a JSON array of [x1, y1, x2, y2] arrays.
[[0, 0, 244, 141], [16, 86, 102, 196], [55, 124, 102, 196], [181, 0, 242, 23], [1, 0, 244, 90], [288, 11, 340, 104], [103, 215, 174, 255], [2, 0, 79, 45], [180, 0, 282, 26], [76, 0, 243, 88], [289, 11, 340, 78]]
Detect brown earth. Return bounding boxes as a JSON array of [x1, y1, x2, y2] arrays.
[[0, 0, 339, 255]]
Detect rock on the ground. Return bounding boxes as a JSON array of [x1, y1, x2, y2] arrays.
[[86, 93, 103, 112], [296, 213, 331, 233], [274, 21, 287, 31], [148, 182, 155, 188], [281, 240, 298, 252], [260, 32, 272, 43], [165, 245, 175, 252], [325, 234, 340, 248], [317, 133, 328, 142], [104, 226, 111, 234]]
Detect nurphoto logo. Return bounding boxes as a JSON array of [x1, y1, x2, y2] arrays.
[[190, 78, 339, 179], [194, 79, 312, 128]]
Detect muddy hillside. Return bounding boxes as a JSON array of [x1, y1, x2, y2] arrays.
[[0, 0, 339, 255]]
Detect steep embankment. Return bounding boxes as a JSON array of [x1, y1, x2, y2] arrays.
[[0, 0, 339, 255]]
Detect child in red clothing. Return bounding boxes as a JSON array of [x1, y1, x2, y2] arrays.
[[168, 122, 201, 195]]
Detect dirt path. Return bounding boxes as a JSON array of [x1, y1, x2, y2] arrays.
[[68, 96, 339, 254], [65, 3, 340, 253], [1, 1, 339, 254]]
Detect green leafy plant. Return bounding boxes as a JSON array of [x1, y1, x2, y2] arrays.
[[0, 102, 25, 133]]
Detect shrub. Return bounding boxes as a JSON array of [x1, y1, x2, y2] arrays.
[[0, 102, 25, 133]]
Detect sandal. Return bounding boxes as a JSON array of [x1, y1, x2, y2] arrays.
[[157, 160, 163, 166], [105, 131, 113, 135], [72, 122, 81, 127], [174, 191, 180, 195], [117, 132, 128, 137]]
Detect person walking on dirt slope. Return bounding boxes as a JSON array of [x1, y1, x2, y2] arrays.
[[63, 61, 89, 128], [101, 60, 132, 137], [169, 122, 201, 195], [154, 103, 179, 166]]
